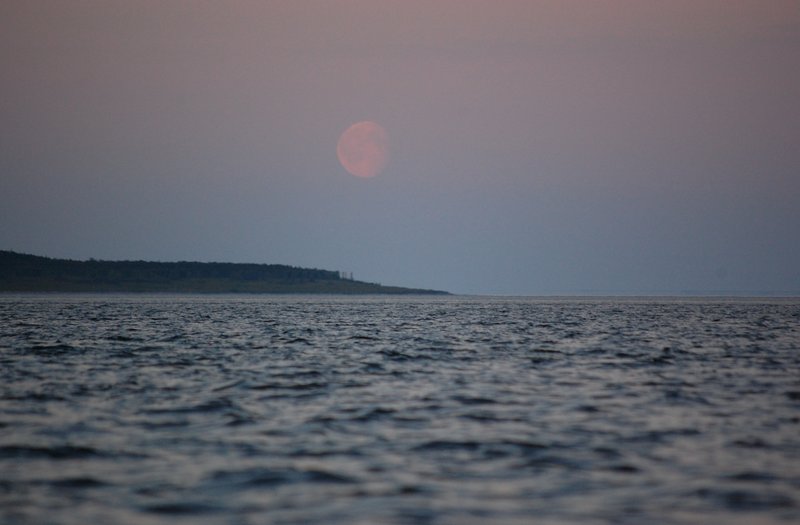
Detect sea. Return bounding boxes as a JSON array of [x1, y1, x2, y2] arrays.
[[1, 294, 798, 525]]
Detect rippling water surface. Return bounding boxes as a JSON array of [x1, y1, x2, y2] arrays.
[[1, 294, 798, 524]]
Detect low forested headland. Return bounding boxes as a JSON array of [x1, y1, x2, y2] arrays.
[[0, 251, 448, 294]]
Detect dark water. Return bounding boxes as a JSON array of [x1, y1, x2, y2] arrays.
[[1, 294, 799, 524]]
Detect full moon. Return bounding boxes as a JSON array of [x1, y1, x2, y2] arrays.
[[336, 121, 389, 178]]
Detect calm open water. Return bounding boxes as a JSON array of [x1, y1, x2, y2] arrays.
[[1, 294, 798, 525]]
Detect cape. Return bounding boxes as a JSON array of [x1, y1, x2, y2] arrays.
[[0, 250, 448, 295]]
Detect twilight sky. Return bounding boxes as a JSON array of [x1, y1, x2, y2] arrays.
[[2, 1, 799, 295]]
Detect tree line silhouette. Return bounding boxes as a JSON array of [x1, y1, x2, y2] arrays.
[[0, 250, 446, 294]]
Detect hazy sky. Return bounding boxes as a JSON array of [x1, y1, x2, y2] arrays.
[[2, 1, 799, 294]]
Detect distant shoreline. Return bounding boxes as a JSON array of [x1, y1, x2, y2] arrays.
[[0, 250, 449, 295]]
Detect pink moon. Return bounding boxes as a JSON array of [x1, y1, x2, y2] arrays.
[[336, 121, 389, 178]]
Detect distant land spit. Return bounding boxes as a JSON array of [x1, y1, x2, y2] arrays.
[[0, 251, 448, 294]]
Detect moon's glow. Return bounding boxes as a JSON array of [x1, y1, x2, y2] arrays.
[[336, 121, 388, 178]]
